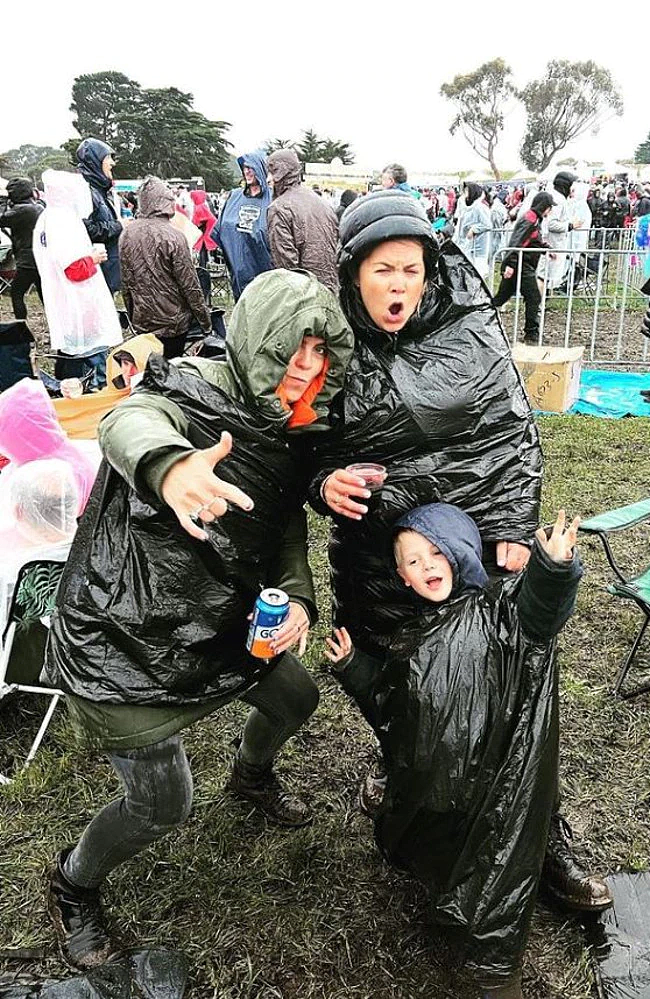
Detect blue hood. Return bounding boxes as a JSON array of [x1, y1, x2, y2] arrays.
[[396, 503, 489, 595], [237, 150, 270, 198], [216, 150, 273, 301], [76, 137, 114, 192]]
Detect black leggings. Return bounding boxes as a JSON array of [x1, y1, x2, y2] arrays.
[[10, 267, 42, 320], [493, 270, 541, 340]]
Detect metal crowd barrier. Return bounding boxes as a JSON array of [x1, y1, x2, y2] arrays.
[[479, 227, 649, 366]]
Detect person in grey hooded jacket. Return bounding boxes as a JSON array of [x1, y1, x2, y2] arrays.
[[119, 176, 211, 358], [267, 149, 339, 293]]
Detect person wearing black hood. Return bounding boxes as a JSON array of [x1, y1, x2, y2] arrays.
[[538, 171, 577, 289], [493, 191, 554, 343], [0, 177, 43, 319], [308, 189, 612, 922], [76, 138, 123, 293]]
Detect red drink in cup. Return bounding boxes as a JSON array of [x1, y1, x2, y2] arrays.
[[345, 462, 387, 493]]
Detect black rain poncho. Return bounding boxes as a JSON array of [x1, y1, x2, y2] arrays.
[[310, 190, 542, 655], [374, 504, 582, 986], [44, 270, 353, 704]]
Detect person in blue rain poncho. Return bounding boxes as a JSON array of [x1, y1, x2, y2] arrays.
[[215, 150, 274, 300]]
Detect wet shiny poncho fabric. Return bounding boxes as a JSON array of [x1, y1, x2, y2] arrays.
[[45, 359, 303, 703], [312, 234, 543, 654], [374, 572, 560, 986], [44, 269, 353, 704]]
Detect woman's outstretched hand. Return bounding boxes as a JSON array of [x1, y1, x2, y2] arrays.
[[322, 469, 371, 520], [161, 431, 254, 541], [535, 509, 581, 562], [496, 541, 531, 573]]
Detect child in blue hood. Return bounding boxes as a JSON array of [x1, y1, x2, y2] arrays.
[[327, 502, 586, 999]]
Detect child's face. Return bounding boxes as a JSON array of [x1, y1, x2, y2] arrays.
[[395, 530, 454, 602]]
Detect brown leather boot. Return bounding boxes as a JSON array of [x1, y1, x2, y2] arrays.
[[227, 752, 312, 828], [541, 813, 613, 912]]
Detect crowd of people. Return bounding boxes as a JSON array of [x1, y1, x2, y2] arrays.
[[1, 144, 646, 999]]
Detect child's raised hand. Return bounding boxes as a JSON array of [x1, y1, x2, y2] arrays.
[[324, 627, 353, 664], [535, 509, 581, 562]]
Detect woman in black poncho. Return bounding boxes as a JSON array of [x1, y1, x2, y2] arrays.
[[308, 190, 612, 960]]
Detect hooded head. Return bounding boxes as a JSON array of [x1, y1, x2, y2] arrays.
[[337, 189, 439, 339], [394, 502, 489, 601], [531, 192, 555, 218], [339, 189, 358, 212], [225, 269, 353, 430], [237, 150, 270, 198], [6, 177, 34, 204], [0, 377, 96, 511], [137, 176, 176, 219], [553, 171, 578, 200], [41, 169, 93, 219], [464, 182, 483, 206], [76, 137, 115, 191], [267, 149, 302, 197]]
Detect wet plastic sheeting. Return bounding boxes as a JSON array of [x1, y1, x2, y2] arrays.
[[0, 949, 188, 999], [590, 873, 650, 999]]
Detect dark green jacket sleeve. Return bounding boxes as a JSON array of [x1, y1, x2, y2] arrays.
[[268, 507, 317, 625], [517, 539, 583, 642]]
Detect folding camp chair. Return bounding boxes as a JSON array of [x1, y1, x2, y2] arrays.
[[579, 499, 650, 699], [0, 244, 16, 297], [0, 558, 66, 782]]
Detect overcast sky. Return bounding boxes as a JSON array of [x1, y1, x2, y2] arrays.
[[2, 0, 644, 177]]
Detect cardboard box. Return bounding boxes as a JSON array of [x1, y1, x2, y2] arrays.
[[511, 344, 584, 413]]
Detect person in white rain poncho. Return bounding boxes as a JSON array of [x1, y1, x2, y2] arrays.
[[32, 170, 122, 390], [566, 182, 592, 289], [457, 183, 493, 280], [537, 171, 577, 291]]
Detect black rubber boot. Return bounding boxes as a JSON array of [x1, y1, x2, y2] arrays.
[[47, 847, 116, 969], [227, 752, 312, 828], [480, 969, 523, 998], [541, 813, 613, 912]]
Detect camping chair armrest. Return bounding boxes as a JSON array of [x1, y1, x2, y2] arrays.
[[579, 499, 650, 534], [579, 498, 650, 585]]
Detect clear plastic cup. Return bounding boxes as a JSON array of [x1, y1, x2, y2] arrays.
[[60, 378, 83, 399], [345, 462, 387, 493]]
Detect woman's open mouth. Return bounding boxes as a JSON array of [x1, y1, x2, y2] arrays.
[[385, 302, 405, 325]]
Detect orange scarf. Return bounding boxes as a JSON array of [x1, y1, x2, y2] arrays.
[[275, 357, 330, 428]]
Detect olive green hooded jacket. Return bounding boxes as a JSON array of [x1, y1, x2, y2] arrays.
[[45, 270, 352, 747]]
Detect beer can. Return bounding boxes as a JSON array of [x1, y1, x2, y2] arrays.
[[246, 588, 290, 659]]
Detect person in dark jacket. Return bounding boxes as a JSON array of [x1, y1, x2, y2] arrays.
[[43, 269, 353, 970], [119, 176, 212, 358], [76, 138, 122, 293], [492, 192, 554, 343], [336, 189, 359, 223], [326, 504, 588, 998], [308, 189, 611, 919], [267, 149, 339, 293], [216, 150, 274, 300], [0, 177, 43, 319]]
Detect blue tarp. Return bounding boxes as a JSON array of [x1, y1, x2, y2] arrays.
[[571, 369, 650, 418], [538, 369, 650, 418]]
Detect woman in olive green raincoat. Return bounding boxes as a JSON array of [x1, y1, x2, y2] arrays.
[[43, 269, 353, 971]]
